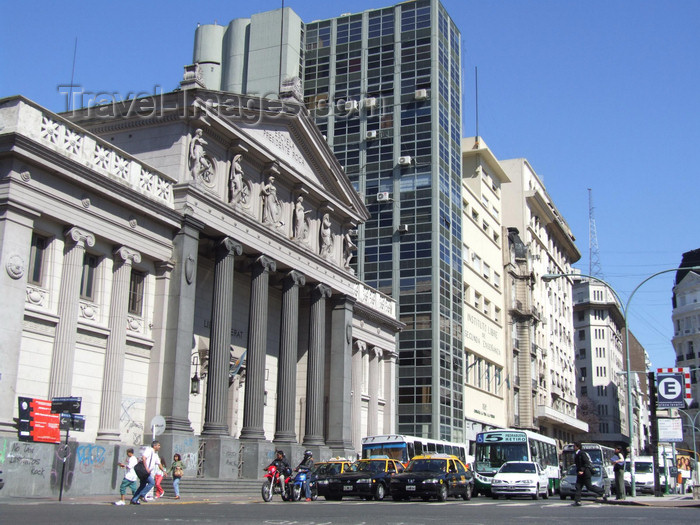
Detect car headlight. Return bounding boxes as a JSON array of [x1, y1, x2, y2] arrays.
[[317, 480, 328, 485], [561, 480, 571, 487], [356, 478, 372, 484], [423, 478, 440, 484], [492, 479, 504, 485]]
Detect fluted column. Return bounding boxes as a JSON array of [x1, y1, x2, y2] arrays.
[[303, 283, 331, 446], [274, 270, 306, 443], [240, 255, 276, 440], [202, 238, 242, 436], [367, 346, 381, 437], [351, 340, 366, 452], [49, 227, 95, 399], [97, 246, 141, 442]]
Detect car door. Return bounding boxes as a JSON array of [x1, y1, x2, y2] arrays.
[[447, 459, 459, 494], [537, 464, 547, 492]]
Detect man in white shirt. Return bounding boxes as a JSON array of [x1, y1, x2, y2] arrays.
[[130, 440, 161, 505], [114, 448, 138, 505]]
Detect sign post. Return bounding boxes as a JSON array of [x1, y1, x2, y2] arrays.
[[50, 397, 84, 502]]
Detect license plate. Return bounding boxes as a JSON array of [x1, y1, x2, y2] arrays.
[[343, 485, 353, 491], [406, 485, 416, 491]]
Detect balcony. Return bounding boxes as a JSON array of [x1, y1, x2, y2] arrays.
[[535, 405, 589, 433]]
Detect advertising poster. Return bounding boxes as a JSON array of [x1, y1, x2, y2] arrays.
[[18, 397, 61, 443]]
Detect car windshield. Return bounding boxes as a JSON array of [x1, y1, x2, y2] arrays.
[[499, 463, 536, 474], [316, 463, 344, 476], [635, 462, 653, 474], [351, 461, 383, 473], [406, 459, 447, 473]]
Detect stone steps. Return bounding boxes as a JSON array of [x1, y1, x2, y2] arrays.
[[160, 477, 261, 497]]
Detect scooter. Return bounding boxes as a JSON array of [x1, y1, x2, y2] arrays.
[[290, 469, 317, 501], [261, 465, 291, 502]]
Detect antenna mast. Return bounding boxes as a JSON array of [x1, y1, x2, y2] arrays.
[[588, 188, 603, 278]]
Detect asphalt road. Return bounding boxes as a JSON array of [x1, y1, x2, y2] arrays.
[[0, 498, 693, 525]]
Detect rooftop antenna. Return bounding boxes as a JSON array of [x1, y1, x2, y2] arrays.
[[588, 188, 603, 278], [474, 66, 479, 149], [69, 37, 78, 111]]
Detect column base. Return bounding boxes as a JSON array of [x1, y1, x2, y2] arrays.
[[95, 429, 122, 444], [239, 427, 265, 441], [273, 431, 297, 443], [157, 431, 198, 478], [164, 416, 194, 434], [239, 439, 276, 479], [201, 422, 229, 436], [302, 435, 325, 447]]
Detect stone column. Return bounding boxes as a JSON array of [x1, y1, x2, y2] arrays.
[[240, 255, 276, 440], [382, 350, 398, 434], [160, 216, 204, 435], [303, 283, 331, 446], [367, 346, 381, 437], [351, 340, 366, 452], [97, 246, 141, 443], [202, 238, 242, 436], [326, 294, 355, 453], [49, 227, 95, 399], [274, 270, 305, 443]]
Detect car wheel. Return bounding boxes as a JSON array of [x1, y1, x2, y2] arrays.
[[462, 483, 472, 501], [492, 494, 499, 500], [375, 483, 386, 501], [543, 486, 549, 499], [560, 493, 566, 500], [532, 485, 540, 500], [437, 485, 448, 502]]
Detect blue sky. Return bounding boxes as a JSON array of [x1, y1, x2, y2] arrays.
[[2, 0, 699, 372]]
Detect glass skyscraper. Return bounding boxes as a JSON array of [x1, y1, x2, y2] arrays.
[[304, 0, 464, 441]]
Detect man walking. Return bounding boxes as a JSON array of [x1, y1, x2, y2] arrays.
[[611, 445, 626, 500], [573, 441, 606, 506], [130, 440, 161, 505]]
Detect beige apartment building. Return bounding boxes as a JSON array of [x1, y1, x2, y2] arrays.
[[501, 158, 588, 448], [461, 138, 510, 440]]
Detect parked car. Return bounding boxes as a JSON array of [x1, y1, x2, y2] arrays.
[[559, 464, 611, 499], [623, 457, 664, 495], [389, 453, 473, 502], [490, 461, 549, 500], [313, 457, 352, 499], [322, 456, 404, 501]]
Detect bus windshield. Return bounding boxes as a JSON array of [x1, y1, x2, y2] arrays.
[[362, 443, 407, 463], [474, 442, 528, 472]]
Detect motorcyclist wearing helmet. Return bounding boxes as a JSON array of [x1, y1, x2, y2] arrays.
[[268, 450, 291, 494], [295, 450, 315, 501]]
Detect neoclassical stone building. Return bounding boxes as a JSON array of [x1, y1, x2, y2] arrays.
[[0, 85, 401, 493]]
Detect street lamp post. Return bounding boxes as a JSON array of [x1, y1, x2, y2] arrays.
[[542, 266, 700, 497], [677, 408, 700, 485]]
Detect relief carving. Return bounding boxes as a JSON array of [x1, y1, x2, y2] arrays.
[[189, 129, 215, 185], [319, 213, 333, 259], [292, 196, 311, 243], [260, 176, 284, 228], [228, 154, 252, 209]]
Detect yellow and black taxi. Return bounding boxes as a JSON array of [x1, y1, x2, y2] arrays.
[[322, 456, 404, 501], [389, 454, 474, 502], [313, 457, 352, 499]]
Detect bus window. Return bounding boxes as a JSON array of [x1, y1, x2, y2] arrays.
[[436, 443, 444, 454], [414, 441, 424, 456], [407, 442, 415, 460]]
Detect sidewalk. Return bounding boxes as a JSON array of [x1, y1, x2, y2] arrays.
[[606, 493, 700, 508]]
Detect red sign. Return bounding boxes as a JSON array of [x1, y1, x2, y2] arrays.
[[18, 397, 60, 443]]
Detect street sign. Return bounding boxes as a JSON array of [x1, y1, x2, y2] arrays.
[[150, 414, 166, 438], [656, 368, 691, 408], [17, 397, 60, 443], [657, 417, 683, 442], [51, 396, 82, 414]]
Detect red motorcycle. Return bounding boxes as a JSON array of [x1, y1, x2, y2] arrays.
[[261, 465, 291, 502]]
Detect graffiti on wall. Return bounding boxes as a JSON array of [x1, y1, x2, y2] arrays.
[[76, 443, 106, 474], [5, 441, 47, 479], [120, 397, 144, 445]]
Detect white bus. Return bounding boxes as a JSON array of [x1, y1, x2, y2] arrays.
[[473, 429, 559, 496], [560, 443, 615, 478], [361, 434, 470, 466]]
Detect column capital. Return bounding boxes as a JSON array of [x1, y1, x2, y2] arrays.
[[251, 254, 277, 274], [64, 226, 95, 248], [219, 237, 243, 257], [113, 246, 142, 265], [313, 282, 332, 300], [284, 270, 306, 288], [355, 340, 367, 353], [370, 346, 383, 359]]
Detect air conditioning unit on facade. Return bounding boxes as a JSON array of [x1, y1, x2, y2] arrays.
[[398, 156, 412, 166], [376, 192, 391, 202], [415, 89, 428, 100], [397, 224, 409, 233], [366, 130, 378, 140], [344, 100, 359, 112], [364, 97, 378, 110]]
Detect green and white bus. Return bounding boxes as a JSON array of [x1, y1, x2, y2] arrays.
[[473, 429, 559, 496]]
